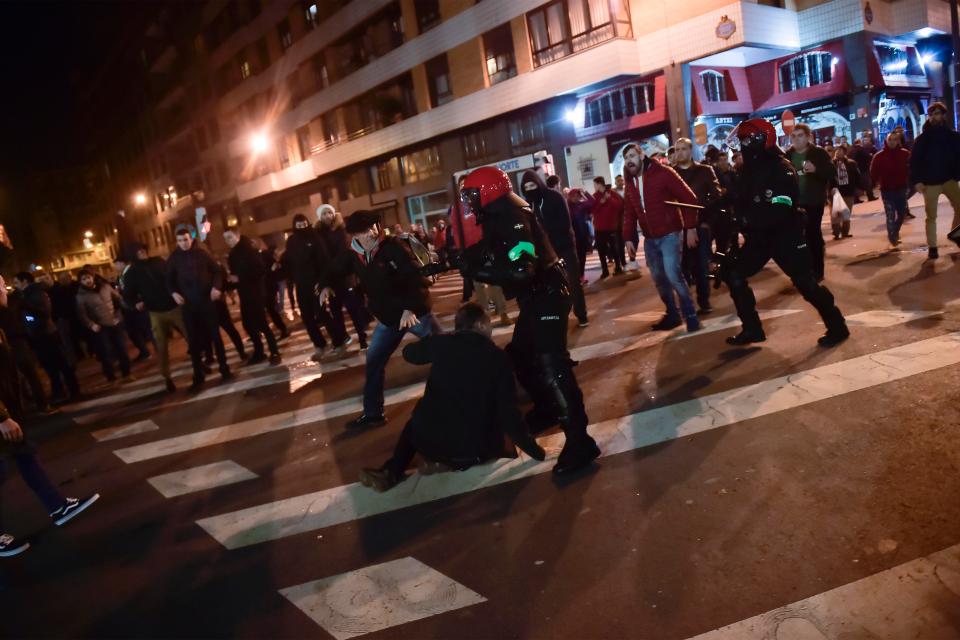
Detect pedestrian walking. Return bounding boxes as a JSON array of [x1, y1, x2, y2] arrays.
[[909, 102, 960, 259], [49, 272, 84, 364], [850, 135, 878, 201], [0, 313, 98, 557], [566, 188, 594, 283], [166, 225, 233, 392], [830, 145, 861, 239], [359, 303, 544, 492], [673, 137, 722, 314], [211, 259, 247, 362], [12, 272, 81, 403], [122, 245, 185, 393], [114, 258, 154, 362], [521, 169, 589, 327], [0, 278, 52, 414], [76, 270, 133, 385], [621, 143, 702, 332], [870, 132, 912, 249], [343, 210, 439, 430], [257, 243, 289, 338], [589, 176, 624, 278], [316, 204, 370, 350], [283, 213, 349, 360], [786, 123, 835, 281], [224, 228, 281, 366]]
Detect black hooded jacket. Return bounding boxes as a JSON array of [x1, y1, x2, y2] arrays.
[[282, 227, 331, 290], [520, 170, 576, 255], [910, 120, 960, 186], [733, 148, 801, 231]]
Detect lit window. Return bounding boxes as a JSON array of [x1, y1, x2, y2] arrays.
[[875, 43, 924, 76], [778, 51, 833, 93], [700, 70, 728, 102], [239, 60, 252, 80], [304, 1, 318, 30], [527, 0, 633, 68], [400, 146, 441, 183], [509, 113, 546, 151], [483, 24, 517, 85], [425, 55, 453, 107]]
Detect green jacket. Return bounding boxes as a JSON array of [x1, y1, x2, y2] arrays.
[[786, 144, 835, 207]]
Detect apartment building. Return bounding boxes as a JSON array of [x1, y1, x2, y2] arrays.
[[135, 0, 957, 255]]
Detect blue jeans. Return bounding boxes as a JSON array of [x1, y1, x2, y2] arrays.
[[363, 313, 442, 416], [644, 231, 697, 320], [881, 190, 908, 244], [0, 439, 65, 530]]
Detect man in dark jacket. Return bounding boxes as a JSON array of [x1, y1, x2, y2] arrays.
[[166, 225, 233, 391], [870, 133, 912, 248], [359, 303, 545, 491], [521, 169, 588, 327], [0, 278, 52, 414], [123, 246, 184, 393], [785, 123, 835, 281], [909, 102, 960, 259], [830, 146, 861, 240], [49, 272, 84, 364], [76, 270, 132, 385], [622, 143, 702, 332], [316, 204, 369, 350], [283, 213, 349, 360], [0, 285, 99, 557], [12, 272, 80, 402], [224, 228, 281, 366], [344, 210, 440, 429], [674, 138, 722, 314], [257, 243, 288, 338]]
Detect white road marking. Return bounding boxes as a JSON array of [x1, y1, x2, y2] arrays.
[[91, 420, 159, 442], [845, 309, 944, 327], [147, 461, 258, 498], [196, 332, 960, 549], [687, 542, 960, 639], [111, 313, 773, 463], [279, 556, 486, 640]]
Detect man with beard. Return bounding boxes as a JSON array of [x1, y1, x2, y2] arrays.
[[909, 101, 960, 259], [673, 137, 722, 315], [223, 228, 282, 366], [520, 169, 588, 327], [721, 118, 849, 347], [457, 166, 600, 475], [621, 143, 702, 332]]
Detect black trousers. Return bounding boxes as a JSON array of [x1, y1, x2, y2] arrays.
[[183, 301, 229, 379], [507, 287, 594, 452], [724, 223, 846, 335], [264, 295, 287, 333], [595, 230, 623, 275], [328, 285, 369, 346], [558, 249, 588, 323], [295, 283, 347, 349], [214, 299, 245, 358], [802, 203, 826, 280], [30, 334, 80, 398], [240, 295, 279, 358]]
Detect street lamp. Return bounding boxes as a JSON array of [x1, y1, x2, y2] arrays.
[[250, 131, 269, 156], [84, 230, 94, 239], [134, 192, 147, 206]]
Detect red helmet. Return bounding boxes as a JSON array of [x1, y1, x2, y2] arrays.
[[728, 118, 777, 153], [459, 165, 527, 222]]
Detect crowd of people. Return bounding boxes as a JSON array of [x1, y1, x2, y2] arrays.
[[3, 105, 960, 555]]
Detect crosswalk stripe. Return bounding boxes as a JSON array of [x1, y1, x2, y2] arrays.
[[147, 461, 258, 498], [195, 331, 960, 549], [109, 310, 794, 463], [280, 556, 487, 639], [686, 542, 960, 639], [91, 420, 159, 442]]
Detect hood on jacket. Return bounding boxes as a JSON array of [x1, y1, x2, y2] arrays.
[[520, 169, 549, 206]]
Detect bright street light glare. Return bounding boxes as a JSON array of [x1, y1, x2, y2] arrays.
[[564, 109, 578, 124], [83, 230, 94, 238], [250, 131, 269, 155], [134, 192, 147, 205]]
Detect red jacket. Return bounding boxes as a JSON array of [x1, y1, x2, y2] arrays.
[[623, 159, 698, 240], [590, 188, 624, 232], [869, 143, 911, 192]]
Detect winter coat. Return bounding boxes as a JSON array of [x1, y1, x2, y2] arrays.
[[674, 162, 722, 226], [833, 159, 862, 198], [622, 158, 699, 240], [19, 283, 57, 338], [786, 144, 835, 207], [76, 284, 121, 330], [352, 236, 431, 329], [520, 170, 577, 255], [282, 227, 331, 290], [909, 121, 960, 186], [317, 222, 355, 287], [49, 282, 79, 322], [122, 256, 177, 313], [590, 188, 623, 232], [870, 143, 912, 192], [166, 245, 224, 306], [402, 331, 536, 468], [732, 149, 800, 231], [227, 235, 268, 303], [0, 328, 22, 422], [566, 191, 593, 251]]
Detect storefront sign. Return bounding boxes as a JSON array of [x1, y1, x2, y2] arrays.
[[452, 151, 553, 186], [781, 109, 796, 134], [716, 16, 736, 40]]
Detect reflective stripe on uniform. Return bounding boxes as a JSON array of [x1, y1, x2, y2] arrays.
[[508, 241, 536, 262]]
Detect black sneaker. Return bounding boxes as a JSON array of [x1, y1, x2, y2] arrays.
[[164, 378, 177, 394], [726, 329, 766, 345], [359, 467, 404, 492], [346, 413, 387, 429], [220, 370, 235, 382], [268, 353, 282, 366], [577, 319, 589, 328], [553, 438, 601, 475], [818, 325, 850, 348], [50, 494, 100, 526], [929, 247, 939, 260], [0, 534, 30, 557], [187, 377, 205, 394], [685, 316, 702, 332], [651, 315, 682, 331]]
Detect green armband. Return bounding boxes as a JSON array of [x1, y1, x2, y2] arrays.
[[770, 195, 793, 206], [508, 241, 536, 262]]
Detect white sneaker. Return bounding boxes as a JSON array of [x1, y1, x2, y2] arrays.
[[51, 494, 100, 526], [0, 533, 30, 557]]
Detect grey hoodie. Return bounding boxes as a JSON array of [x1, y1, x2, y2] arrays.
[[76, 284, 121, 329]]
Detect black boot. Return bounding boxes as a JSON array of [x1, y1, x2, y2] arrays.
[[553, 437, 601, 475], [841, 221, 851, 238], [726, 329, 766, 345]]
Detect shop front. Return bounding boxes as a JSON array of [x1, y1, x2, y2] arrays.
[[451, 149, 556, 194], [755, 97, 854, 148]]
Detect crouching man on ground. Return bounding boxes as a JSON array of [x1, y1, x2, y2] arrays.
[[360, 303, 545, 492]]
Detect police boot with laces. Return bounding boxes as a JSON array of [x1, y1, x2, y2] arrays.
[[818, 324, 850, 348]]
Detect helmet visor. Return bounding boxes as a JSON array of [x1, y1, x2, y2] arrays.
[[460, 187, 483, 221]]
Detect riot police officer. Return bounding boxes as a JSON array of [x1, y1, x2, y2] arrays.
[[722, 118, 849, 347], [457, 167, 600, 475]]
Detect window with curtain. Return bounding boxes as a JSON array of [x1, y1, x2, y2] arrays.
[[400, 146, 441, 183], [527, 0, 631, 67], [508, 113, 546, 151], [700, 70, 727, 102], [584, 82, 654, 127], [778, 52, 833, 93], [483, 24, 517, 85], [425, 55, 453, 107]]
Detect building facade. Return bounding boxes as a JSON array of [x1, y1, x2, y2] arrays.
[[134, 0, 958, 256]]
